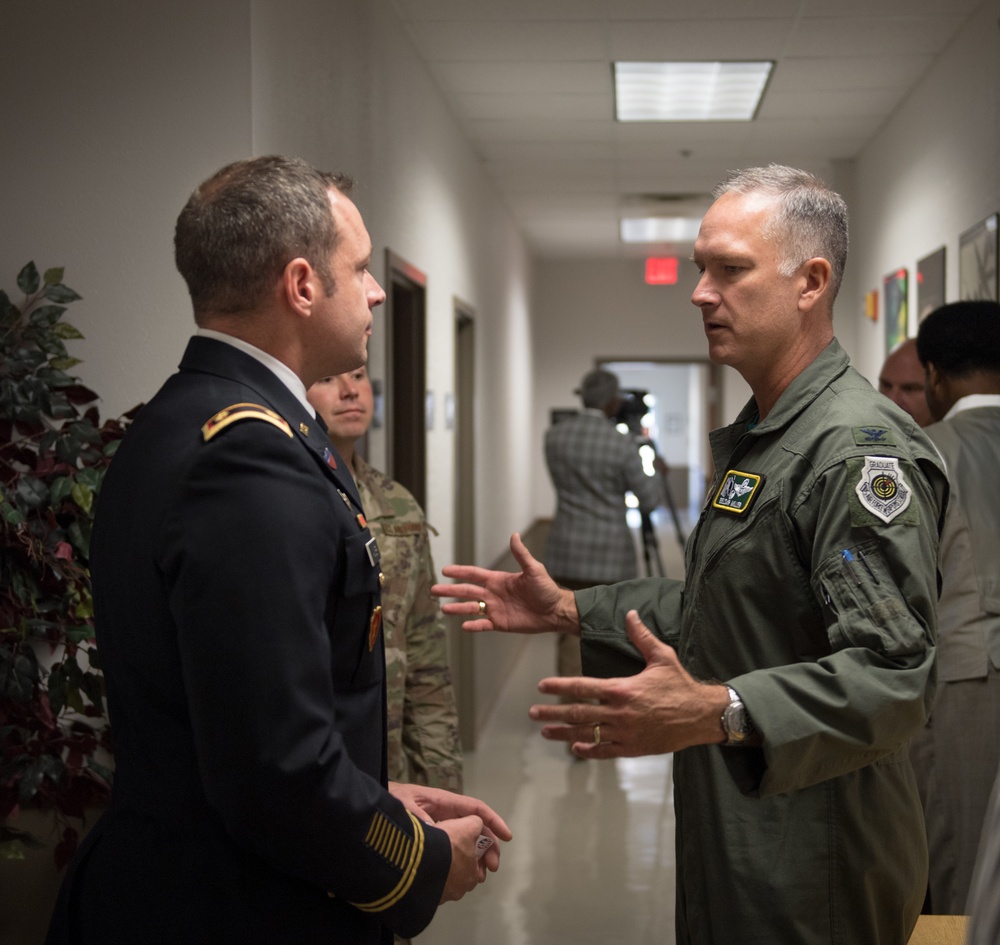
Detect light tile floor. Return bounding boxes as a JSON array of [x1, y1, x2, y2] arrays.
[[420, 511, 686, 945]]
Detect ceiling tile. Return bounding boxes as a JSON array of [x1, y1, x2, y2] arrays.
[[454, 92, 612, 122], [404, 21, 609, 61], [430, 61, 612, 95], [767, 56, 934, 92], [608, 18, 793, 60], [758, 87, 904, 119], [790, 16, 967, 57]]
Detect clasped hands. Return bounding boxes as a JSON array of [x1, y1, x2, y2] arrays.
[[432, 533, 729, 760], [389, 782, 512, 903]]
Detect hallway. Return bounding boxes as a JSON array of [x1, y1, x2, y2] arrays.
[[422, 511, 686, 945]]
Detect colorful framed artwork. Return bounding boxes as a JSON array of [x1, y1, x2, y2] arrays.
[[883, 268, 908, 351], [916, 246, 946, 321], [959, 213, 999, 301]]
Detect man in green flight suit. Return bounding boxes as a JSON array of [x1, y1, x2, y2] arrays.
[[435, 165, 948, 945]]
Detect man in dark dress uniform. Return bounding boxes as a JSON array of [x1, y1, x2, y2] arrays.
[[46, 156, 510, 945]]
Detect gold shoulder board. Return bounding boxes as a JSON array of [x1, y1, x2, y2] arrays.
[[201, 402, 293, 442]]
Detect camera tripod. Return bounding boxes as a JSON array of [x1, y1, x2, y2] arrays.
[[638, 464, 686, 578]]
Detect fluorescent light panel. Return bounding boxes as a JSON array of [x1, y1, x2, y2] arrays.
[[621, 217, 701, 244], [614, 61, 774, 122]]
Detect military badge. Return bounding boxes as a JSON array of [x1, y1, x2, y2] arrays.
[[852, 426, 896, 447], [368, 605, 382, 651], [323, 447, 338, 470], [712, 469, 764, 515], [854, 456, 911, 523]]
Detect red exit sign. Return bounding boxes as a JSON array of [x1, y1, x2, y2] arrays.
[[645, 257, 678, 285]]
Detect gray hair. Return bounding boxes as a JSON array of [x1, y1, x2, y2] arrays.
[[713, 164, 848, 303], [174, 155, 354, 320]]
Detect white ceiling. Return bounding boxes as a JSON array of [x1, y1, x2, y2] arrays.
[[392, 0, 983, 258]]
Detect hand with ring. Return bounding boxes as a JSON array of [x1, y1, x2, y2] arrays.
[[527, 611, 732, 759], [431, 532, 579, 636]]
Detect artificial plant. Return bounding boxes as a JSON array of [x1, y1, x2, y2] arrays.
[[1, 262, 132, 869]]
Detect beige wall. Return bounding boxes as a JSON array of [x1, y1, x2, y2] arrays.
[[0, 0, 253, 418], [0, 0, 534, 575], [0, 0, 536, 738], [850, 0, 1000, 386]]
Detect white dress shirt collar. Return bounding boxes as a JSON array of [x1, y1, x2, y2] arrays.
[[943, 393, 1000, 421], [196, 328, 316, 418]]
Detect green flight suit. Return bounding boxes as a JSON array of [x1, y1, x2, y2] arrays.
[[577, 339, 948, 945]]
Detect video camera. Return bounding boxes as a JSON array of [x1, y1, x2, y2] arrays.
[[614, 388, 650, 437]]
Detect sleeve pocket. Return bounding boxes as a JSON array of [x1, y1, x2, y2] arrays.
[[812, 539, 930, 657]]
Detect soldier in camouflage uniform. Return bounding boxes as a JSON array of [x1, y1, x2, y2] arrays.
[[353, 457, 464, 790], [308, 366, 463, 792]]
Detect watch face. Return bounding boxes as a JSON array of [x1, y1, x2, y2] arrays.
[[724, 702, 749, 740]]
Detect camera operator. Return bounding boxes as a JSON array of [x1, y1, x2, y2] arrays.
[[615, 389, 685, 574], [543, 369, 664, 695]]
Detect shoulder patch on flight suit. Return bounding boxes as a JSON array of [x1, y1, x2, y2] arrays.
[[852, 426, 897, 447], [712, 469, 765, 515], [201, 403, 293, 441], [351, 810, 426, 913], [849, 455, 916, 525]]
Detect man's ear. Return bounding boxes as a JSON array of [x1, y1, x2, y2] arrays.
[[282, 258, 317, 317], [798, 257, 832, 313], [925, 361, 942, 397]]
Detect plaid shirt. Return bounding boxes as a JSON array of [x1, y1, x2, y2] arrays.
[[543, 410, 662, 584]]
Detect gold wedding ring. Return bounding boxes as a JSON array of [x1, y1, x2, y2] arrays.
[[593, 723, 601, 745], [478, 600, 488, 616]]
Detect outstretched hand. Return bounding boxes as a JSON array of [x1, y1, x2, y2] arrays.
[[528, 610, 730, 759], [431, 533, 578, 636]]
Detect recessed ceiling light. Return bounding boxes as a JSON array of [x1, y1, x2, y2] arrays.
[[614, 61, 774, 122], [621, 217, 702, 244]]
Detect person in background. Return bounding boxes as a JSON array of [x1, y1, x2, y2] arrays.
[[46, 155, 509, 945], [435, 164, 947, 945], [879, 336, 934, 427], [967, 763, 1000, 944], [308, 366, 463, 793], [909, 300, 1000, 915], [543, 368, 663, 694]]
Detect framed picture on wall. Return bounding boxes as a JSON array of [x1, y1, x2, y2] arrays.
[[883, 267, 908, 351], [916, 246, 946, 321], [959, 212, 999, 301]]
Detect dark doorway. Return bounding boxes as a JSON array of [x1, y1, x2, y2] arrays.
[[452, 302, 477, 749], [385, 251, 427, 509]]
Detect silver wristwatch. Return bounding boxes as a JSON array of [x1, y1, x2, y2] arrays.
[[721, 686, 754, 746]]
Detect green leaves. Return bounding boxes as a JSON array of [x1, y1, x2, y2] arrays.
[[17, 261, 40, 295], [1, 263, 129, 869]]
